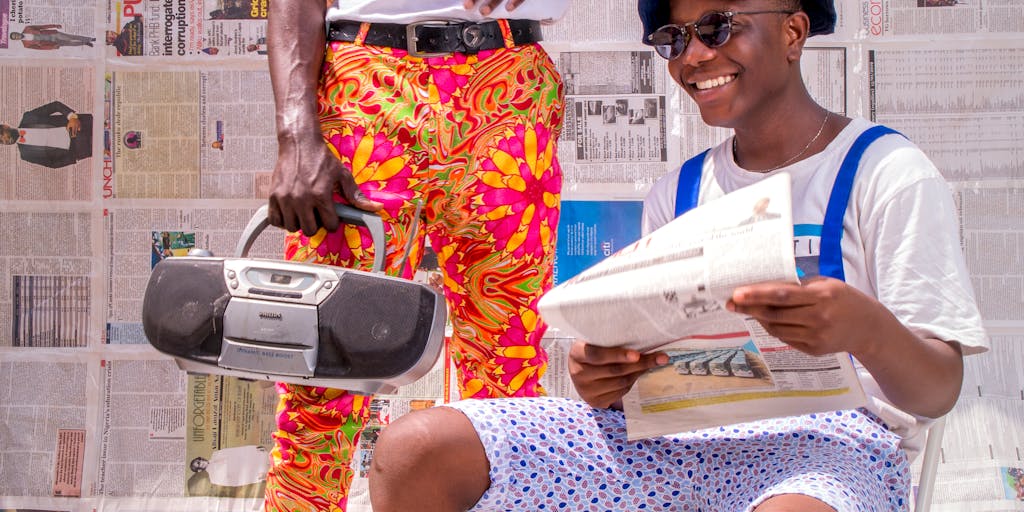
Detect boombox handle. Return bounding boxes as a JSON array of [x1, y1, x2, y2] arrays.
[[234, 204, 386, 273]]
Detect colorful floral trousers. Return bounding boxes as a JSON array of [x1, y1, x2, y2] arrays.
[[264, 32, 564, 512]]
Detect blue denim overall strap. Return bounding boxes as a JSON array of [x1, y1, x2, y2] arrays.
[[673, 126, 904, 281]]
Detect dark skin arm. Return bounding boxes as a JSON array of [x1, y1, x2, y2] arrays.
[[569, 341, 667, 410], [728, 277, 964, 418], [266, 0, 381, 236]]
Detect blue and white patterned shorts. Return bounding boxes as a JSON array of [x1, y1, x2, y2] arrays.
[[445, 397, 910, 511]]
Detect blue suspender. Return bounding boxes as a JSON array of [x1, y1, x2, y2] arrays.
[[674, 149, 708, 218], [673, 126, 904, 281]]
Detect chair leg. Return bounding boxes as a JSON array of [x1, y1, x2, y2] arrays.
[[914, 416, 947, 512]]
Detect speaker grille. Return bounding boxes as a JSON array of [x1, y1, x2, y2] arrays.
[[316, 272, 438, 378], [142, 258, 228, 361]]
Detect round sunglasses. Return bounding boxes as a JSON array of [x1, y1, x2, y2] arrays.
[[647, 10, 796, 60]]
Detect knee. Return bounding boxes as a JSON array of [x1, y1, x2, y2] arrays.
[[369, 406, 490, 511]]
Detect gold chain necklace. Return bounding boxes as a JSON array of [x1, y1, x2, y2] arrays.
[[733, 110, 831, 173]]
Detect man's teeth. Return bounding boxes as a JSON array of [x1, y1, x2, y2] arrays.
[[695, 75, 734, 90]]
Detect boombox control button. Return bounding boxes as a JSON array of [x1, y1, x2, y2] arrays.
[[324, 281, 333, 290], [230, 280, 239, 289], [227, 270, 236, 280]]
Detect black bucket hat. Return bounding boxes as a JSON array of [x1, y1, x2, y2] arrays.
[[638, 0, 836, 44]]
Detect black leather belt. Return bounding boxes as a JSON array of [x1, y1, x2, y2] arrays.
[[326, 19, 543, 57]]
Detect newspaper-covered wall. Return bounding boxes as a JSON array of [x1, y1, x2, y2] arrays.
[[0, 0, 1022, 511]]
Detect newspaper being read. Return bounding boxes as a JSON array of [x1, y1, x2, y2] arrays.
[[538, 173, 867, 440]]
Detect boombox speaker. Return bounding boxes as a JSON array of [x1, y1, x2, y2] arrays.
[[142, 204, 447, 394]]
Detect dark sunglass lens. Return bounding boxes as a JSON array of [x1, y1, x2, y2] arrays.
[[696, 12, 732, 48], [650, 26, 686, 60]]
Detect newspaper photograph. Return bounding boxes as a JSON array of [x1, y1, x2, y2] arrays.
[[538, 173, 866, 438], [0, 0, 98, 56], [0, 64, 96, 201], [105, 0, 268, 57]]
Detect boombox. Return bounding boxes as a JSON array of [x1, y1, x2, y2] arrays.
[[142, 204, 447, 395]]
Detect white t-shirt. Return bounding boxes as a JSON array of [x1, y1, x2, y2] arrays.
[[643, 118, 989, 460], [326, 0, 569, 24]]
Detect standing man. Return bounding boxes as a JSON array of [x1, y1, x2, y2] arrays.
[[9, 24, 96, 49], [1, 101, 93, 169], [264, 0, 568, 510]]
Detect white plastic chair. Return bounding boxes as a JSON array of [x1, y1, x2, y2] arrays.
[[914, 416, 947, 512]]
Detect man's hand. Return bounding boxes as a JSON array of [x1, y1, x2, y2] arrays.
[[568, 340, 668, 409], [267, 134, 382, 236], [726, 277, 884, 358], [66, 117, 81, 137], [464, 0, 526, 16]]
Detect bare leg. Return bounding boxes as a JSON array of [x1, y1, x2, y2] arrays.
[[755, 494, 837, 512], [369, 407, 491, 512]]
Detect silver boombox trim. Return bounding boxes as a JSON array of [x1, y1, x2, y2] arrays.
[[144, 204, 447, 395]]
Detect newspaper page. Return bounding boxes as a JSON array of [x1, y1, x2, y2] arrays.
[[538, 173, 865, 439], [103, 202, 283, 344], [956, 184, 1024, 327], [0, 0, 97, 57], [0, 208, 96, 348], [0, 352, 93, 498], [553, 49, 670, 188], [0, 64, 96, 201], [859, 0, 1024, 38], [866, 46, 1024, 182], [105, 69, 276, 199], [105, 0, 268, 57], [95, 357, 187, 497]]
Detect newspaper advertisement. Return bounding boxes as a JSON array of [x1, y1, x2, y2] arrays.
[[0, 353, 92, 498], [103, 202, 283, 344], [105, 69, 276, 199], [0, 64, 96, 201], [184, 374, 276, 498], [105, 0, 267, 57], [538, 173, 865, 439], [0, 0, 97, 56], [553, 49, 670, 187]]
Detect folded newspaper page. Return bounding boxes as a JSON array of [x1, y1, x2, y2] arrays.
[[538, 173, 867, 439]]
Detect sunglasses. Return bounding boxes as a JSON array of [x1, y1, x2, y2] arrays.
[[647, 10, 796, 61]]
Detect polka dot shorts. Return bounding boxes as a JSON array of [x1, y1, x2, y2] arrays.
[[445, 397, 909, 511]]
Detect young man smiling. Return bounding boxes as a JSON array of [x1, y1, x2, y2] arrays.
[[367, 1, 988, 511]]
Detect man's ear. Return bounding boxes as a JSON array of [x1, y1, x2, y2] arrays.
[[783, 11, 811, 64]]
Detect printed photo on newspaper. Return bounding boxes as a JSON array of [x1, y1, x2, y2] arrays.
[[537, 173, 867, 439]]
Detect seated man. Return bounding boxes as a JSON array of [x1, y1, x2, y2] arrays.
[[367, 1, 989, 511]]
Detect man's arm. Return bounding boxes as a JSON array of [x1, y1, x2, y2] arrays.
[[265, 0, 380, 236], [23, 101, 73, 123]]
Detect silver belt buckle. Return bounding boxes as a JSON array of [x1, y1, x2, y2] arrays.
[[405, 20, 453, 58]]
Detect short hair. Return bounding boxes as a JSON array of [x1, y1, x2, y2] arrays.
[[9, 32, 23, 40], [189, 456, 208, 472]]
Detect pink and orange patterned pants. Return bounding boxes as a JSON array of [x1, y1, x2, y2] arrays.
[[264, 33, 564, 512]]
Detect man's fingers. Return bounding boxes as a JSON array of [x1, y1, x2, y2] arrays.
[[339, 173, 383, 213], [315, 201, 340, 233]]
